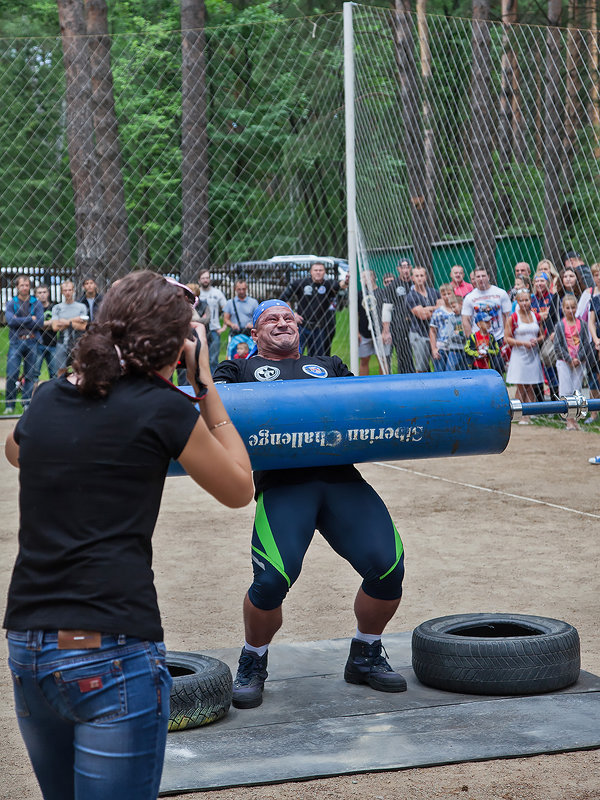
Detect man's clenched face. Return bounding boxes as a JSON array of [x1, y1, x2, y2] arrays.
[[252, 306, 299, 359]]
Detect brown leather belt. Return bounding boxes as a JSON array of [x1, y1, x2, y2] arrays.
[[57, 630, 102, 649], [18, 334, 36, 340]]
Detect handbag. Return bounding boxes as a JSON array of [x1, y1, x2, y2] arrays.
[[540, 335, 556, 367]]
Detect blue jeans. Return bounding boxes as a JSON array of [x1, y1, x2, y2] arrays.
[[36, 342, 58, 380], [299, 325, 329, 357], [7, 630, 172, 800], [433, 349, 470, 372], [6, 338, 38, 408], [208, 329, 221, 373]]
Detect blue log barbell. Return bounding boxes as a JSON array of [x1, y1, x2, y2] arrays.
[[169, 370, 599, 476]]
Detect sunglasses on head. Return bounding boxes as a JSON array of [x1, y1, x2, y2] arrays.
[[164, 276, 198, 307]]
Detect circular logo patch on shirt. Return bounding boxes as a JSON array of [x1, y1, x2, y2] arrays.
[[254, 365, 281, 381], [302, 364, 329, 378], [303, 285, 313, 295], [317, 285, 326, 294]]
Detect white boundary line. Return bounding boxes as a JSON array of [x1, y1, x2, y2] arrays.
[[374, 461, 600, 520]]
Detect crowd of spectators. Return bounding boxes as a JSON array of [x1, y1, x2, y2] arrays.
[[355, 252, 600, 431], [3, 253, 600, 432], [3, 275, 102, 414]]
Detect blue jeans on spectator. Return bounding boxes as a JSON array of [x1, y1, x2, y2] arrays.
[[6, 338, 38, 409], [433, 350, 469, 372], [7, 630, 172, 800], [208, 329, 220, 373], [300, 325, 329, 357], [36, 342, 57, 380]]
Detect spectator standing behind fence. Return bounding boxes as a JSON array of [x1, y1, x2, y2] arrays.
[[563, 250, 594, 289], [537, 259, 560, 293], [449, 265, 473, 298], [510, 275, 533, 311], [380, 260, 414, 374], [3, 275, 44, 415], [504, 288, 544, 422], [198, 269, 227, 373], [78, 277, 103, 322], [508, 262, 532, 301], [464, 312, 500, 369], [405, 266, 440, 373], [554, 295, 593, 431], [583, 264, 600, 424], [279, 262, 347, 357], [531, 271, 558, 402], [357, 270, 390, 375], [52, 280, 88, 377], [429, 285, 467, 371], [34, 284, 58, 381], [224, 279, 258, 358], [462, 268, 511, 374], [3, 272, 253, 800]]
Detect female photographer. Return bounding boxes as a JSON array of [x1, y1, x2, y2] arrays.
[[3, 271, 253, 800]]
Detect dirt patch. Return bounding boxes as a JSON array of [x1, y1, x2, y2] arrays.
[[1, 419, 599, 800]]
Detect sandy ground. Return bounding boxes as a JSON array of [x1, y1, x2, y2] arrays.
[[1, 418, 599, 800]]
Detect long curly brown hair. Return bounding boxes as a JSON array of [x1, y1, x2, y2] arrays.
[[71, 271, 193, 397]]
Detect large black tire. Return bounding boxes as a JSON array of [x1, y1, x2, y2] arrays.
[[412, 613, 580, 696], [167, 651, 232, 732]]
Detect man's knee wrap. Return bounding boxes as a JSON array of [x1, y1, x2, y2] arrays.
[[247, 568, 291, 611], [361, 554, 405, 601]]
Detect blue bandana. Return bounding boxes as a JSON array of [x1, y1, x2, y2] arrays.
[[252, 299, 293, 328]]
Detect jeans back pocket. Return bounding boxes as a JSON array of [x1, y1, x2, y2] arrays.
[[52, 655, 126, 723]]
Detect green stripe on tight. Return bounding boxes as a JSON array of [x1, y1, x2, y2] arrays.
[[252, 493, 291, 587], [379, 523, 404, 581]]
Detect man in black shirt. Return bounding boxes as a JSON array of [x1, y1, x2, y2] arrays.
[[213, 300, 406, 709], [34, 284, 58, 380], [280, 262, 347, 357], [381, 260, 414, 373]]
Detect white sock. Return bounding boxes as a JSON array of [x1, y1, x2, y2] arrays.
[[244, 641, 268, 657], [355, 629, 381, 645]]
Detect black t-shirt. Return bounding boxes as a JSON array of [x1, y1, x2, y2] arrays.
[[213, 355, 363, 495], [280, 277, 340, 327], [406, 287, 440, 336], [382, 279, 413, 339], [40, 302, 58, 347], [4, 374, 199, 641]]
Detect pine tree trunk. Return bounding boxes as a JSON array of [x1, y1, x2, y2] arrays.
[[564, 0, 584, 185], [543, 0, 565, 268], [417, 0, 438, 243], [470, 0, 496, 279], [393, 0, 432, 273], [590, 0, 600, 158], [57, 0, 106, 285], [498, 0, 517, 230], [180, 0, 210, 284], [86, 0, 131, 284]]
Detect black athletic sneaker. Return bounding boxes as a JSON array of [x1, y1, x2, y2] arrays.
[[344, 638, 407, 692], [232, 647, 269, 709]]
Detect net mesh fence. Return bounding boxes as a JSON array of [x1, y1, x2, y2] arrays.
[[1, 5, 599, 407]]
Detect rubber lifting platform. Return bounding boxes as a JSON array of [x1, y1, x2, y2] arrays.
[[160, 633, 600, 795]]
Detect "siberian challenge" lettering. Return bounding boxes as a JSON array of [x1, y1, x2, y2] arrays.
[[247, 426, 424, 449]]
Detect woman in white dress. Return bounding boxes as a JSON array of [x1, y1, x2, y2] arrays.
[[504, 288, 545, 422]]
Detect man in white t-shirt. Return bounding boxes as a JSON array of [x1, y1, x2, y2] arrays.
[[51, 280, 88, 375], [198, 269, 227, 373], [462, 268, 511, 373]]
